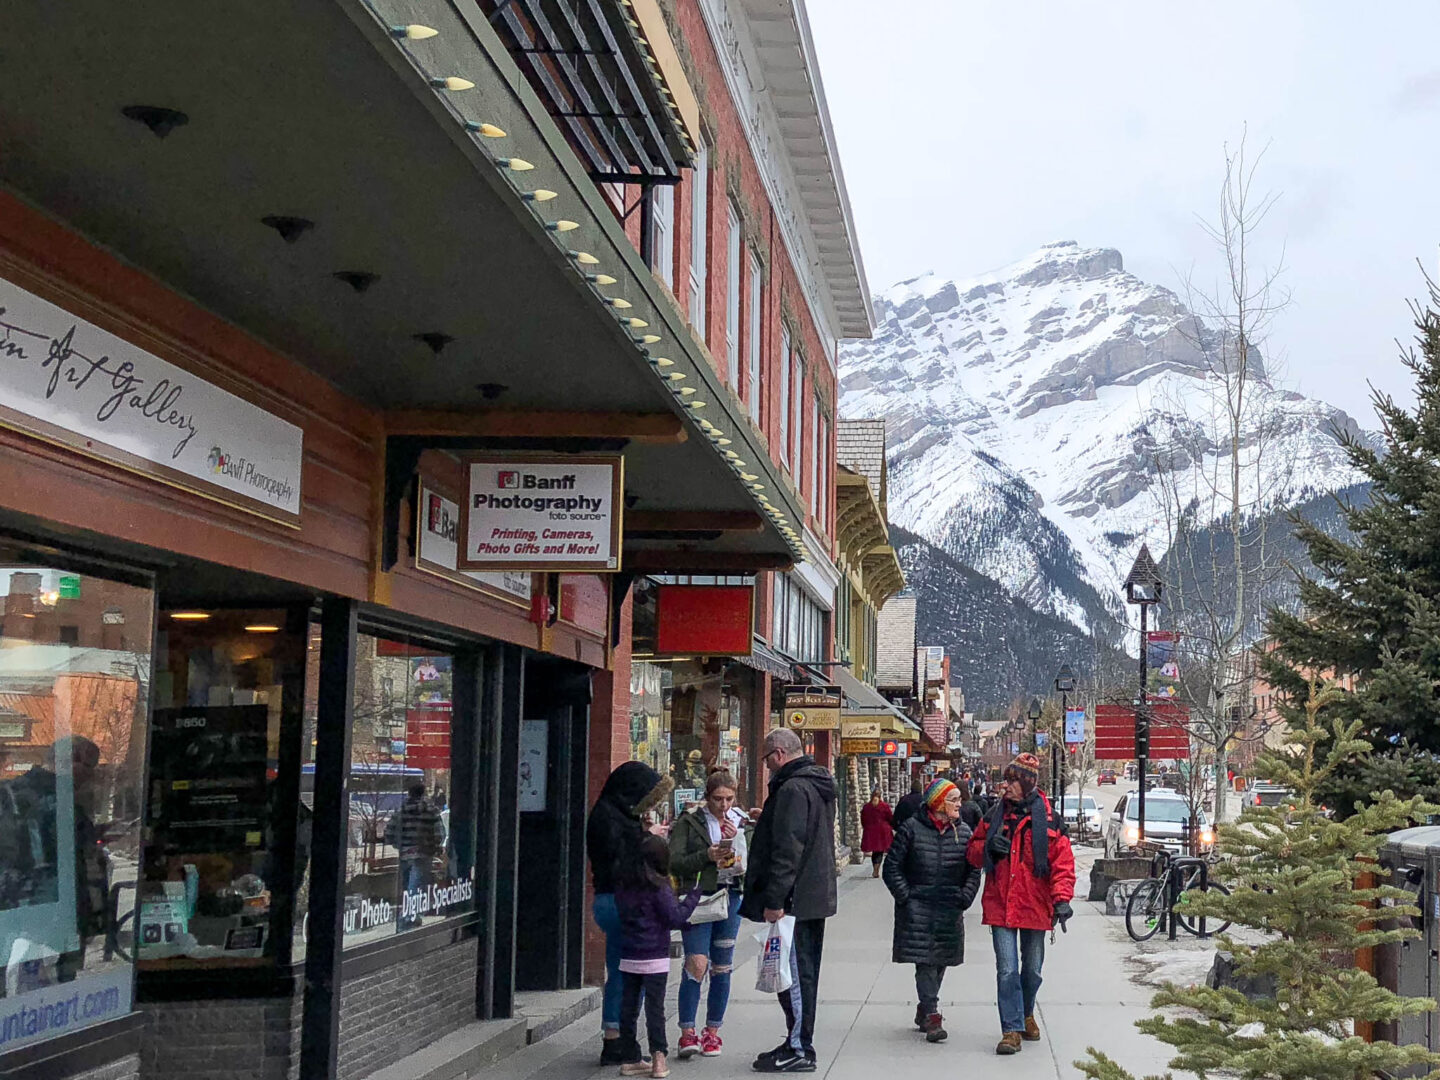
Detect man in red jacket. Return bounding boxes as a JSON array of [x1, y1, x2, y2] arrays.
[[966, 753, 1075, 1056]]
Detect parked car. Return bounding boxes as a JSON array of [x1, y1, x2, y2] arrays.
[[1098, 769, 1117, 785], [1059, 794, 1104, 834], [1249, 781, 1293, 808], [1105, 790, 1214, 858]]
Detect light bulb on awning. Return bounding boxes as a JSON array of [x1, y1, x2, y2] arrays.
[[465, 121, 506, 137], [523, 189, 558, 202], [431, 77, 474, 91], [547, 220, 579, 232], [393, 24, 439, 39], [499, 158, 535, 171]]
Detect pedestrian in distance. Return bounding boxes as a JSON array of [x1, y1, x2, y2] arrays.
[[882, 777, 980, 1043], [614, 833, 701, 1078], [740, 728, 837, 1074], [859, 788, 894, 878], [892, 777, 925, 831], [669, 768, 750, 1060], [587, 762, 676, 1065], [967, 753, 1076, 1056], [955, 780, 984, 832]]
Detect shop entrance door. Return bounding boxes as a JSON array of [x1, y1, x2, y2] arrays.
[[514, 658, 590, 991]]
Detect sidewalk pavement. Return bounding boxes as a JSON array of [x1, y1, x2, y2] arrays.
[[459, 851, 1188, 1080]]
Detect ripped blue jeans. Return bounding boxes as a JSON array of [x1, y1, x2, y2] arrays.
[[677, 889, 743, 1030]]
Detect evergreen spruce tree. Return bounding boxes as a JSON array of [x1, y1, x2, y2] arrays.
[[1076, 680, 1440, 1080], [1259, 287, 1440, 810]]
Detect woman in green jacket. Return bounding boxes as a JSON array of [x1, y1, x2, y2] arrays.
[[668, 769, 749, 1060]]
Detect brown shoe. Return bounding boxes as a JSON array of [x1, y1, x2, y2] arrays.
[[996, 1032, 1023, 1055], [1023, 1015, 1041, 1041], [924, 1014, 947, 1043]]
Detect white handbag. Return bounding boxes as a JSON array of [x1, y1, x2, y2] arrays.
[[688, 888, 730, 925]]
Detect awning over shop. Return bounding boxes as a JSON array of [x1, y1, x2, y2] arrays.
[[0, 0, 803, 578], [834, 667, 915, 739], [734, 640, 794, 681]]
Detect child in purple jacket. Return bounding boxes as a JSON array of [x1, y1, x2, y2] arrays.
[[614, 833, 701, 1077]]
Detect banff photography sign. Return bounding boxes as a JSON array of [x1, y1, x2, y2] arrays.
[[458, 454, 623, 572], [0, 273, 304, 524]]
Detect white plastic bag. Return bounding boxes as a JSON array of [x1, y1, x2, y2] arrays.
[[754, 916, 795, 993]]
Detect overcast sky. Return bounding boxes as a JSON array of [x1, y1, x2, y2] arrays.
[[808, 1, 1440, 417]]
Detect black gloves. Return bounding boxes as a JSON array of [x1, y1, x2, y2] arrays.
[[986, 828, 1011, 861], [1053, 900, 1073, 933]]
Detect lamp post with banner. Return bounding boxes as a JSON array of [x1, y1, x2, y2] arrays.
[[1054, 663, 1076, 817], [1124, 545, 1164, 844]]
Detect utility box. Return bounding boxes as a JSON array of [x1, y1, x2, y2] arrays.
[[1376, 825, 1440, 1068]]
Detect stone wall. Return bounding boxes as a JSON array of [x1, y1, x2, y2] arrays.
[[139, 996, 302, 1080], [339, 937, 478, 1080], [73, 1053, 141, 1080]]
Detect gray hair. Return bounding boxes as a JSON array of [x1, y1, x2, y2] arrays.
[[763, 728, 803, 756]]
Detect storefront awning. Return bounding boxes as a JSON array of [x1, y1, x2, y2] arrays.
[[733, 640, 794, 681], [835, 667, 913, 738], [0, 0, 803, 575]]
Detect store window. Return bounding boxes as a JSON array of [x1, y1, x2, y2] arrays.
[[305, 630, 475, 951], [0, 556, 151, 1049], [627, 660, 752, 819], [142, 607, 302, 967]]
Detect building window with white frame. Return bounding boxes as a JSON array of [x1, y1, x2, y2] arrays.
[[794, 352, 806, 480], [812, 400, 823, 512], [778, 327, 791, 464], [650, 184, 674, 289], [727, 201, 741, 389], [819, 411, 830, 533], [688, 137, 708, 334], [748, 250, 762, 408]]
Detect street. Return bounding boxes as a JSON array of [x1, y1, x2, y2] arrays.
[[469, 807, 1185, 1080]]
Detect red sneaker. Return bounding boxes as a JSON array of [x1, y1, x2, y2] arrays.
[[677, 1031, 701, 1060], [700, 1029, 723, 1057]]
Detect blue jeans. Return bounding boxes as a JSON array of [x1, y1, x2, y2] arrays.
[[677, 890, 743, 1029], [593, 893, 623, 1032], [991, 927, 1046, 1033]]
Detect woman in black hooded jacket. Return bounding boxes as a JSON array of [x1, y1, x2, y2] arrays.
[[883, 777, 980, 1045], [586, 761, 674, 1064]]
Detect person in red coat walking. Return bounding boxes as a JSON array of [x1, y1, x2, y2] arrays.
[[966, 753, 1075, 1057], [859, 789, 894, 878]]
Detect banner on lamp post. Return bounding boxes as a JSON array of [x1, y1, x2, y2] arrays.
[[1064, 709, 1086, 744]]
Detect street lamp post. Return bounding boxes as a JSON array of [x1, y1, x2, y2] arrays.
[[1124, 545, 1164, 845], [1027, 697, 1042, 760], [1054, 663, 1076, 818]]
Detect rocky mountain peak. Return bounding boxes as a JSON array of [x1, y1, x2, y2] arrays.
[[840, 243, 1366, 633]]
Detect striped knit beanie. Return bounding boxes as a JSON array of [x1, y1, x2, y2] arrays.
[[1005, 752, 1042, 793], [924, 777, 957, 812]]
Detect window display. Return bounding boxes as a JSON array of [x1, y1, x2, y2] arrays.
[[140, 608, 300, 965], [0, 558, 150, 1049], [297, 632, 475, 950], [627, 660, 751, 820]]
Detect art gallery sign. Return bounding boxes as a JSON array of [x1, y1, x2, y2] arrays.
[[458, 453, 623, 572], [0, 272, 304, 524]]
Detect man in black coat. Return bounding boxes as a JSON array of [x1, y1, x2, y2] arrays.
[[893, 778, 926, 831], [741, 729, 836, 1073]]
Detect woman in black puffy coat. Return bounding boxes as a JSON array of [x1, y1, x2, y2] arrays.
[[882, 778, 980, 1044]]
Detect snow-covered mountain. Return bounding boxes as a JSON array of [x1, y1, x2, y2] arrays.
[[840, 241, 1368, 634]]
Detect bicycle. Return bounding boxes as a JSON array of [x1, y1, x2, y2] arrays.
[[1125, 845, 1231, 942]]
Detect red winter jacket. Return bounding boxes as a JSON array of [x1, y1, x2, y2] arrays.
[[860, 800, 894, 854], [966, 793, 1076, 931]]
